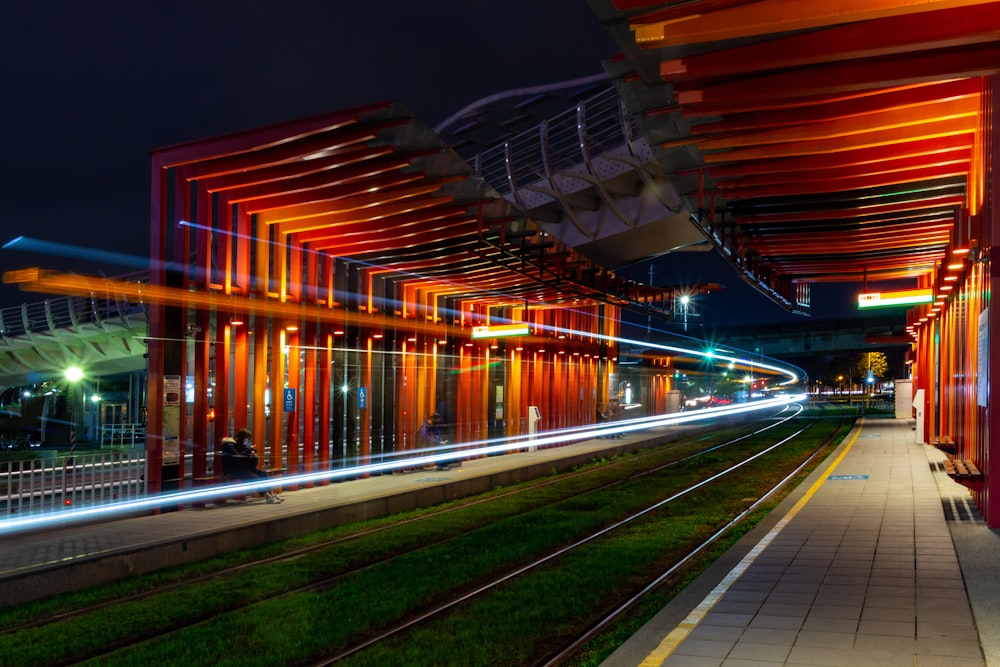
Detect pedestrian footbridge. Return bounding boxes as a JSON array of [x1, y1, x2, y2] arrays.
[[0, 293, 147, 389]]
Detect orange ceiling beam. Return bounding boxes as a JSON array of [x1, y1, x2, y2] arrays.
[[201, 146, 397, 193], [674, 45, 1000, 107], [225, 153, 420, 204], [245, 172, 428, 214], [691, 80, 983, 136], [631, 0, 996, 48], [708, 137, 972, 178], [753, 231, 953, 253], [734, 194, 965, 224], [716, 164, 970, 199], [693, 96, 980, 151], [679, 84, 950, 119], [699, 119, 976, 163], [258, 184, 452, 228], [181, 120, 408, 180], [661, 5, 1000, 80], [747, 217, 956, 235], [715, 151, 970, 191], [301, 221, 477, 255], [772, 258, 943, 273]]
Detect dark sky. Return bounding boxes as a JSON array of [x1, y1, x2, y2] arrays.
[[0, 1, 622, 309], [0, 2, 855, 327]]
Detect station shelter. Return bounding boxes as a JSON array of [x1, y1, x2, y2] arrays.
[[594, 1, 1000, 525], [141, 103, 690, 494]]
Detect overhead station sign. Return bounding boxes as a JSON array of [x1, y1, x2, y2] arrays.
[[857, 288, 933, 309], [471, 323, 530, 339]]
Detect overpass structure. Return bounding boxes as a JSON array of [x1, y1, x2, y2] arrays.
[[4, 1, 999, 525], [705, 314, 912, 359], [0, 295, 147, 389]]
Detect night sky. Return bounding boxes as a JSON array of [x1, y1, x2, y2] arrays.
[[0, 2, 856, 327]]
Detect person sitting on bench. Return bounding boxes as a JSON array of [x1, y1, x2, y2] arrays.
[[223, 429, 283, 503]]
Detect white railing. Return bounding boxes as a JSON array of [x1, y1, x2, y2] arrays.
[[1, 451, 146, 516], [100, 423, 146, 447], [0, 270, 148, 340]]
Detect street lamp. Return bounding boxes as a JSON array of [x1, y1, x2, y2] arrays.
[[64, 366, 83, 455]]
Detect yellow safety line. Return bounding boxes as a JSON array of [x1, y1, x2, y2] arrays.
[[638, 419, 865, 667]]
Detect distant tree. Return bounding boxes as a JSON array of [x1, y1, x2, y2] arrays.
[[851, 351, 888, 382]]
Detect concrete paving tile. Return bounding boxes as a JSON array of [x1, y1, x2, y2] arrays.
[[853, 633, 915, 653], [702, 612, 755, 629], [785, 644, 852, 666], [793, 629, 856, 649], [800, 617, 859, 634], [726, 640, 791, 663], [861, 605, 915, 622], [764, 591, 816, 606], [914, 656, 984, 667], [865, 585, 917, 603], [713, 600, 764, 615], [662, 654, 723, 667], [747, 614, 805, 631], [915, 598, 972, 618], [864, 594, 916, 611], [671, 638, 735, 658], [805, 604, 862, 620], [687, 624, 745, 643], [915, 620, 978, 641], [730, 580, 778, 593], [738, 626, 798, 645], [915, 635, 984, 658], [758, 602, 812, 617], [719, 659, 784, 667]]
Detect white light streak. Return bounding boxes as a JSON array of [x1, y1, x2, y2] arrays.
[[0, 394, 806, 537]]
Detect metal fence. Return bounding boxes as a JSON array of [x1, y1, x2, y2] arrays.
[[100, 423, 146, 447], [1, 450, 146, 516]]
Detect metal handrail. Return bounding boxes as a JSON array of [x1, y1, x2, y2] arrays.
[[0, 272, 148, 340], [475, 85, 634, 204], [1, 450, 146, 516]]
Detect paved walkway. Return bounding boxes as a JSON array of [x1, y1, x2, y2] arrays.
[[603, 417, 998, 667]]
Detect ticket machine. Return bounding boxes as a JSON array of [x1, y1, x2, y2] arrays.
[[527, 406, 541, 451]]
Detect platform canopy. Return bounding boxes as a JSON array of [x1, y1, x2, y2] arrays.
[[590, 0, 1000, 312], [148, 100, 700, 320]]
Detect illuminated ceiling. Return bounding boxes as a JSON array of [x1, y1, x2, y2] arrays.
[[590, 0, 1000, 312], [152, 101, 684, 319]]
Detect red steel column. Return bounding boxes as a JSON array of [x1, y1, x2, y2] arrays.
[[986, 76, 1000, 526]]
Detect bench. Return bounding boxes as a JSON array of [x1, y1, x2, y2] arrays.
[[932, 436, 957, 454], [943, 458, 982, 479]]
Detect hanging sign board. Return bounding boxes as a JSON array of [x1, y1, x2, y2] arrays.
[[472, 324, 529, 339], [857, 288, 933, 309]]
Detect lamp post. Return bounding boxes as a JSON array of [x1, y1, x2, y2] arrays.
[[64, 366, 83, 458]]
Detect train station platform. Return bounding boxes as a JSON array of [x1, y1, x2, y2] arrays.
[[603, 417, 1000, 667]]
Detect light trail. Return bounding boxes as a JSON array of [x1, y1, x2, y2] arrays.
[[3, 237, 803, 388], [0, 394, 807, 536], [542, 322, 802, 387]]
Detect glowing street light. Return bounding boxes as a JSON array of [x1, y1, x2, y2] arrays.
[[64, 366, 84, 456]]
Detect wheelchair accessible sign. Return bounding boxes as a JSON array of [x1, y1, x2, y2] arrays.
[[283, 388, 296, 412]]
